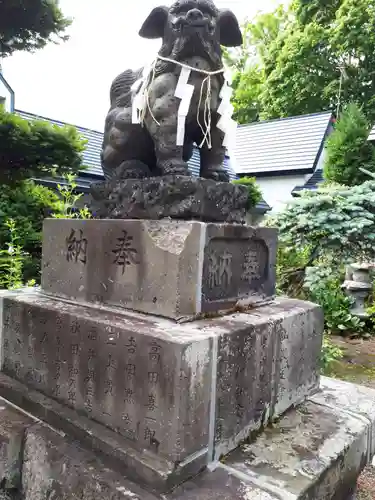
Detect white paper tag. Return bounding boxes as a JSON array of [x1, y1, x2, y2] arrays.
[[131, 78, 143, 93], [223, 119, 237, 148], [132, 93, 145, 124], [220, 83, 233, 101], [175, 67, 192, 99], [178, 85, 194, 117], [176, 115, 185, 146], [372, 454, 375, 467], [217, 100, 234, 117]]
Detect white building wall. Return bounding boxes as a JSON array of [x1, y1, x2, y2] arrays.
[[256, 174, 309, 213], [0, 78, 12, 112]]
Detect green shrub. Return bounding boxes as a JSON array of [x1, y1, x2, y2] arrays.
[[0, 219, 25, 289], [0, 107, 87, 184], [0, 175, 92, 286], [52, 174, 92, 220], [305, 265, 365, 336], [276, 243, 310, 297], [232, 176, 262, 209], [324, 103, 375, 186], [0, 180, 62, 283], [320, 336, 343, 372]]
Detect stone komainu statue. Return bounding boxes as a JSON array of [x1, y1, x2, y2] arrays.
[[101, 0, 242, 183]]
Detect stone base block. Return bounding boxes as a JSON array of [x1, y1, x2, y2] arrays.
[[90, 175, 249, 223], [212, 377, 375, 500], [0, 291, 322, 490], [41, 218, 277, 320], [0, 378, 372, 499]]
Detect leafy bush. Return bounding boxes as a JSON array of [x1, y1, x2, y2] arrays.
[[320, 336, 343, 372], [232, 176, 262, 209], [305, 265, 364, 335], [274, 181, 375, 264], [0, 219, 25, 290], [0, 175, 91, 286], [0, 108, 87, 184], [52, 174, 92, 220], [276, 243, 310, 297], [0, 180, 62, 283], [324, 103, 375, 186], [270, 182, 375, 337]]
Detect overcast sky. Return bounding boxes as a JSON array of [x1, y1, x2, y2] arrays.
[[3, 0, 280, 131]]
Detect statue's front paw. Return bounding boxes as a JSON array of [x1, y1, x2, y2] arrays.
[[159, 160, 192, 177], [201, 167, 230, 183]]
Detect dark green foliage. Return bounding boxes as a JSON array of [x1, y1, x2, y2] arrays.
[[305, 266, 364, 335], [0, 181, 61, 283], [232, 176, 262, 209], [0, 108, 87, 184], [270, 181, 375, 337], [227, 0, 375, 124], [324, 103, 375, 186], [223, 6, 288, 124], [0, 0, 71, 57], [273, 181, 375, 263]]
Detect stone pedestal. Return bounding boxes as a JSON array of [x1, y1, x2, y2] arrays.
[[0, 291, 322, 490], [41, 219, 277, 320], [0, 218, 326, 495]]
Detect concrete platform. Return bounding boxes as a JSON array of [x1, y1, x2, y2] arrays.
[[0, 377, 371, 499]]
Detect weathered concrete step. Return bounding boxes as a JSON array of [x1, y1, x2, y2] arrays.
[[214, 377, 375, 500], [0, 377, 372, 499]]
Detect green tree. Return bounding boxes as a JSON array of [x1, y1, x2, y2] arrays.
[[0, 108, 87, 184], [324, 103, 375, 185], [0, 0, 71, 57], [227, 0, 375, 124], [223, 7, 289, 124], [0, 180, 62, 282], [272, 181, 375, 266], [260, 0, 375, 122]]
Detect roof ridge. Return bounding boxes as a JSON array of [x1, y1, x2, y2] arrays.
[[237, 110, 333, 129], [15, 109, 103, 136]]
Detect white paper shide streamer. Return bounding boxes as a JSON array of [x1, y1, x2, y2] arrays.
[[175, 67, 194, 146], [131, 56, 236, 149]]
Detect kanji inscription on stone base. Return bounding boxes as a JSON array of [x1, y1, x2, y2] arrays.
[[0, 295, 213, 463], [202, 238, 269, 304], [42, 219, 277, 319]]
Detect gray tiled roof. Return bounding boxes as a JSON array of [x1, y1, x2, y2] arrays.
[[233, 111, 333, 175], [15, 110, 237, 181], [16, 110, 104, 177], [292, 169, 324, 195]]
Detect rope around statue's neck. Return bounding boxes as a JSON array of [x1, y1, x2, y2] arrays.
[[133, 55, 228, 149], [156, 55, 225, 76]]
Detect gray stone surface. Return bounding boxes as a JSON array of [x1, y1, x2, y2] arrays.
[[91, 177, 250, 223], [22, 424, 159, 500], [0, 378, 371, 499], [0, 372, 200, 493], [223, 378, 375, 499], [0, 401, 34, 490], [0, 290, 323, 490], [168, 467, 279, 499], [41, 219, 277, 319], [214, 300, 323, 459]]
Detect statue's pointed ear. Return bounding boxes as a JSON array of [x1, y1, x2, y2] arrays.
[[219, 9, 242, 47], [139, 6, 169, 39]]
